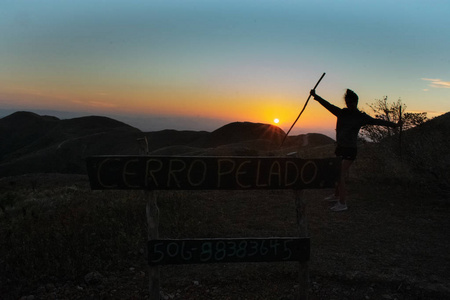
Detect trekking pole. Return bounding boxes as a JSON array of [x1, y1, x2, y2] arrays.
[[280, 72, 326, 147]]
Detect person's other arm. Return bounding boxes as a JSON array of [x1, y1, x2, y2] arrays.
[[364, 114, 401, 127], [310, 89, 341, 116]]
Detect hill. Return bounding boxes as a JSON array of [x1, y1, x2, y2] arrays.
[[355, 111, 450, 194], [206, 121, 285, 147], [0, 111, 335, 177], [0, 112, 144, 176]]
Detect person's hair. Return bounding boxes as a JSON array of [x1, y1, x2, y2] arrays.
[[345, 89, 358, 104]]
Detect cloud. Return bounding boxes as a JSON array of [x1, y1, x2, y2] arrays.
[[422, 78, 450, 88]]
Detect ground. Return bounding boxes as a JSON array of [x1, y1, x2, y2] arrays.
[[9, 174, 450, 300]]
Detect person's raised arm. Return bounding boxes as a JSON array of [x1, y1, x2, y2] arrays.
[[310, 89, 341, 116]]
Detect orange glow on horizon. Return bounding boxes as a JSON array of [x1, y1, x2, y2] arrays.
[[1, 82, 337, 137]]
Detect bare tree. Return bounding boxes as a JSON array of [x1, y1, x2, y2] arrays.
[[360, 96, 428, 142]]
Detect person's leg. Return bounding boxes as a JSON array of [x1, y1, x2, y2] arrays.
[[337, 159, 353, 205]]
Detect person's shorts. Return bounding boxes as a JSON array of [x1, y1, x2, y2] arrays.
[[335, 146, 357, 161]]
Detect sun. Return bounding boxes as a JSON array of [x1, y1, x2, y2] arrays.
[[273, 118, 280, 124]]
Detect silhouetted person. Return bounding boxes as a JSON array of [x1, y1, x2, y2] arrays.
[[310, 89, 401, 211]]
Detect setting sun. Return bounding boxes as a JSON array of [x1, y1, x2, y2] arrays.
[[274, 118, 279, 124]]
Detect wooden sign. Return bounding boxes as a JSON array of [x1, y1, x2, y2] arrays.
[[86, 156, 339, 190], [148, 237, 310, 265]]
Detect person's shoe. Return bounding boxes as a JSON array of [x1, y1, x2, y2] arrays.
[[330, 203, 348, 212], [324, 194, 339, 202]]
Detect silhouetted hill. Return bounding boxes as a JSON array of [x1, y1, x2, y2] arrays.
[[0, 111, 335, 177], [400, 112, 450, 190], [145, 129, 210, 152], [0, 112, 142, 161], [283, 133, 335, 148], [0, 111, 59, 160], [0, 112, 143, 176], [357, 111, 450, 193], [206, 122, 285, 147]]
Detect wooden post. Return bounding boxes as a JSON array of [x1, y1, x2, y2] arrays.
[[147, 191, 160, 299], [137, 137, 149, 155], [137, 137, 161, 299], [295, 189, 309, 300]]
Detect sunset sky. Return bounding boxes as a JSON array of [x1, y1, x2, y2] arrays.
[[1, 0, 449, 137]]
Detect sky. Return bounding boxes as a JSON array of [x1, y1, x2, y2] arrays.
[[1, 0, 449, 138]]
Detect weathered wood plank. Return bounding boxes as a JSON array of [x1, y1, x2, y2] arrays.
[[86, 156, 339, 190]]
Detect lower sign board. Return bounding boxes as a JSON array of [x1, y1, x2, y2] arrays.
[[86, 156, 339, 190], [148, 237, 310, 265]]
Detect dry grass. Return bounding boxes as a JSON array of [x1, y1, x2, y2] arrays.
[[1, 171, 449, 299]]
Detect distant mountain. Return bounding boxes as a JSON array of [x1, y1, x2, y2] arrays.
[[207, 122, 285, 147], [0, 111, 144, 176], [0, 111, 335, 177], [145, 129, 210, 151], [0, 111, 59, 160]]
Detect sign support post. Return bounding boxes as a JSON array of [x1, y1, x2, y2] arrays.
[[295, 189, 309, 300], [137, 138, 161, 299], [146, 191, 160, 300]]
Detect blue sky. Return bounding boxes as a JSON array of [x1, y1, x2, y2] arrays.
[[0, 0, 448, 136]]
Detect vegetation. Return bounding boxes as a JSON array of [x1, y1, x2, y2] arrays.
[[360, 97, 428, 142]]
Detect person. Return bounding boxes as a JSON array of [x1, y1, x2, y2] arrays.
[[310, 88, 401, 212]]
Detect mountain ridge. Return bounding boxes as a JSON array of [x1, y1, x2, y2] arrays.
[[0, 111, 335, 177]]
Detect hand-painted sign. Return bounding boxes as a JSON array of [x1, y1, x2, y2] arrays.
[[148, 237, 310, 265], [86, 156, 339, 190]]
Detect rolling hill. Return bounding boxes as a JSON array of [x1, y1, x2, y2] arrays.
[[0, 111, 335, 177]]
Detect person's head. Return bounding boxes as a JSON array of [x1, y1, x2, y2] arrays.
[[345, 89, 358, 110]]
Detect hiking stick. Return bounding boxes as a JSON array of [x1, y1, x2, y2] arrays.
[[280, 72, 326, 147]]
